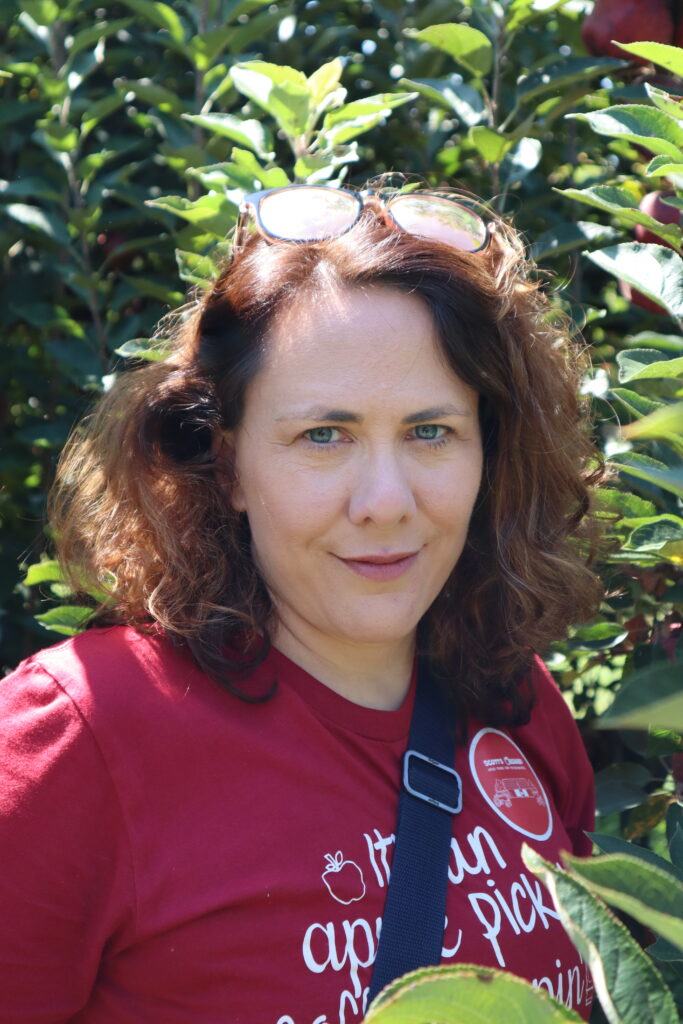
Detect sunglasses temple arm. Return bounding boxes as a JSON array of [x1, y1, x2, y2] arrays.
[[233, 206, 253, 254]]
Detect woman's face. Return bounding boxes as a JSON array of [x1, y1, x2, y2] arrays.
[[228, 284, 483, 660]]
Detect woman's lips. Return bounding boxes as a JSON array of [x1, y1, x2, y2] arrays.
[[338, 552, 419, 581]]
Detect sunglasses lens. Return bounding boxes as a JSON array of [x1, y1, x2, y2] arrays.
[[388, 195, 487, 252], [258, 188, 360, 242]]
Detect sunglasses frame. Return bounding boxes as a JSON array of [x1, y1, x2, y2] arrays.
[[233, 184, 490, 254]]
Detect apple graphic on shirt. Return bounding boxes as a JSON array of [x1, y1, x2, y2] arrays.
[[322, 851, 366, 905]]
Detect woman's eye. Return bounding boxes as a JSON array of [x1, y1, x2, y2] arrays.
[[304, 426, 340, 444], [413, 424, 448, 441]]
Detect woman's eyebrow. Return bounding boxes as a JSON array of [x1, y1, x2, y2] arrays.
[[276, 408, 360, 423], [277, 403, 472, 423], [403, 405, 473, 423]]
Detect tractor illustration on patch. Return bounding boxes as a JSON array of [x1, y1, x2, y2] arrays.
[[493, 776, 544, 809]]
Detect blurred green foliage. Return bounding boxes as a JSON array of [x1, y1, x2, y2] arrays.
[[2, 0, 683, 1018]]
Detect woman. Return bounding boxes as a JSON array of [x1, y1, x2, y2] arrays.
[[0, 184, 602, 1023]]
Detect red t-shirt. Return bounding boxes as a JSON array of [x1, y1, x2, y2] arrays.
[[0, 626, 594, 1022]]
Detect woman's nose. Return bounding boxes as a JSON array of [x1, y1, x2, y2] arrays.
[[347, 447, 417, 526]]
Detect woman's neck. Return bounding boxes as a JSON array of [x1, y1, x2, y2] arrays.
[[272, 622, 416, 711]]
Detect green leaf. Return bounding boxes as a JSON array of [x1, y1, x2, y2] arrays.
[[594, 763, 652, 815], [599, 662, 683, 731], [468, 125, 510, 163], [35, 605, 93, 637], [501, 137, 542, 188], [616, 349, 683, 382], [570, 106, 683, 161], [589, 832, 683, 886], [612, 452, 683, 499], [569, 621, 628, 651], [614, 42, 683, 77], [21, 0, 60, 25], [627, 330, 683, 354], [182, 113, 274, 159], [517, 57, 625, 104], [322, 93, 415, 147], [645, 155, 683, 179], [118, 0, 185, 42], [587, 243, 683, 319], [531, 221, 621, 261], [146, 193, 237, 235], [81, 94, 125, 139], [114, 338, 170, 362], [407, 23, 493, 77], [23, 560, 64, 586], [187, 26, 236, 72], [563, 851, 683, 952], [363, 964, 582, 1023], [307, 58, 344, 107], [400, 75, 485, 126], [68, 18, 134, 59], [610, 387, 663, 419], [116, 79, 184, 115], [625, 514, 683, 550], [231, 61, 311, 139], [644, 83, 683, 122], [560, 186, 683, 248], [524, 846, 679, 1024], [120, 275, 183, 305], [2, 203, 70, 245], [593, 488, 656, 517], [622, 402, 683, 441], [506, 0, 573, 32], [175, 249, 217, 290]]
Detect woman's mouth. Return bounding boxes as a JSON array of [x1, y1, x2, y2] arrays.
[[338, 551, 419, 582]]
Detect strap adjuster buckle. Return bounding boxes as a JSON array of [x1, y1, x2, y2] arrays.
[[403, 749, 462, 815]]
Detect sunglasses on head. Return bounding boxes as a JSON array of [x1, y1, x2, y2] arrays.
[[233, 185, 489, 255]]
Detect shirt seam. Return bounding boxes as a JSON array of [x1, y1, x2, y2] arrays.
[[38, 663, 141, 945]]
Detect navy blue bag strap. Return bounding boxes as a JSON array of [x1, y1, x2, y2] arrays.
[[367, 656, 462, 1004]]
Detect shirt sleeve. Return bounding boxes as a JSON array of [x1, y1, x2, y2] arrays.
[[529, 657, 595, 858], [0, 658, 136, 1023]]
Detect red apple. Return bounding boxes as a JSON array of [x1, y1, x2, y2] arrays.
[[634, 189, 681, 244], [620, 191, 681, 313], [581, 0, 673, 60]]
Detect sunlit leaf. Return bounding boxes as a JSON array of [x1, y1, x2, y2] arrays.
[[622, 402, 683, 441], [614, 41, 683, 77], [468, 125, 511, 163], [231, 61, 311, 139], [35, 605, 93, 637], [182, 113, 274, 159], [563, 851, 683, 952], [524, 847, 678, 1024], [363, 964, 581, 1022], [616, 349, 683, 382], [570, 106, 683, 161], [118, 0, 185, 42], [407, 23, 493, 77], [22, 560, 64, 586], [3, 203, 70, 245], [560, 186, 683, 248], [587, 243, 683, 319]]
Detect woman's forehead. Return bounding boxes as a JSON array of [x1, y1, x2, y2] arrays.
[[242, 284, 477, 419]]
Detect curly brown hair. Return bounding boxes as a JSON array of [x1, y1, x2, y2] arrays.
[[49, 197, 604, 723]]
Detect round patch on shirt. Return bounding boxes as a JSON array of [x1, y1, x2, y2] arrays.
[[469, 728, 552, 841]]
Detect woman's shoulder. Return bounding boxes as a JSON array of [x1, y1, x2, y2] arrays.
[[2, 624, 198, 721]]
